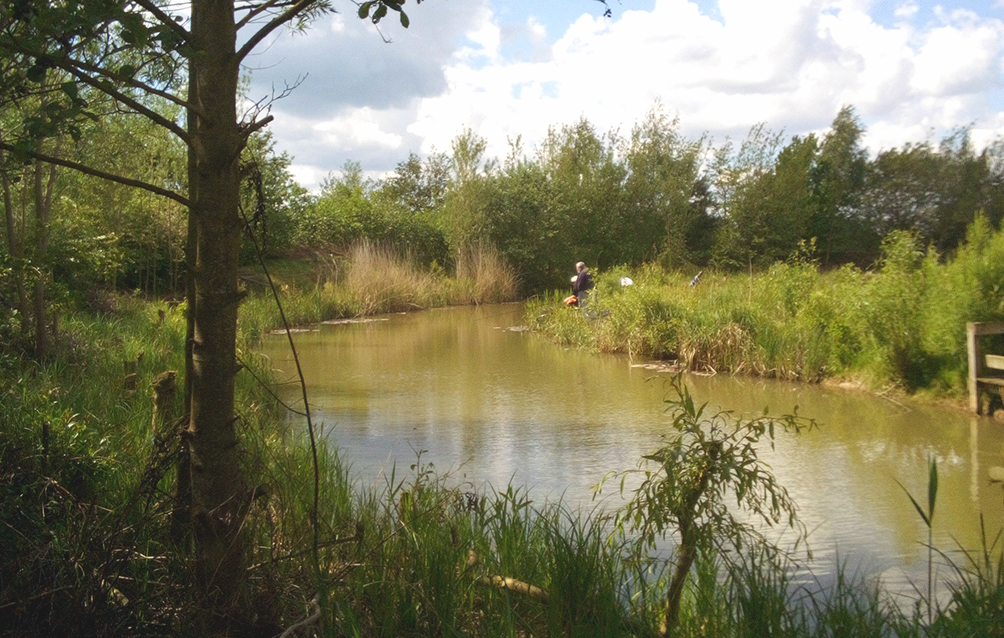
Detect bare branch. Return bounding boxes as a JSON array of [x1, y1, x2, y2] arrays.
[[236, 0, 296, 31], [241, 114, 273, 139], [0, 140, 191, 208], [237, 0, 319, 63], [131, 0, 191, 42], [240, 75, 304, 130], [278, 595, 321, 638]]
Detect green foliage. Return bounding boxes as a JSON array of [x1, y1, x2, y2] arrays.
[[598, 377, 811, 558], [293, 160, 450, 269], [240, 131, 311, 261], [436, 114, 713, 294], [598, 376, 812, 634]]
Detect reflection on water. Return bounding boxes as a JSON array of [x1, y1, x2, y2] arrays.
[[257, 303, 1004, 590]]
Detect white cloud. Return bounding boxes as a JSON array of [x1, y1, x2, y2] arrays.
[[315, 108, 404, 149], [894, 1, 919, 21], [407, 0, 1004, 166], [910, 17, 1004, 96], [256, 0, 1004, 189]]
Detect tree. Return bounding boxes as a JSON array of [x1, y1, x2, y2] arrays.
[[859, 142, 939, 244], [811, 106, 868, 265], [240, 130, 309, 261], [598, 377, 812, 636], [621, 105, 706, 266], [382, 150, 452, 214], [0, 0, 424, 624], [929, 128, 1004, 252], [708, 123, 785, 269], [0, 66, 70, 358]]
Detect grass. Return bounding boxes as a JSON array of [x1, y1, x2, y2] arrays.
[[530, 220, 1004, 397], [3, 252, 1004, 635]]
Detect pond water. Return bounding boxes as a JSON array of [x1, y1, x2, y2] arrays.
[[258, 303, 1004, 593]]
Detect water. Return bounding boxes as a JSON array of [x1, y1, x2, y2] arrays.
[[257, 303, 1004, 592]]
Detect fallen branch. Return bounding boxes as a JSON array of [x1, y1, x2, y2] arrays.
[[278, 594, 321, 638], [465, 549, 548, 603]]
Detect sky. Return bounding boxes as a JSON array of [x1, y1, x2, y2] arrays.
[[241, 0, 1004, 190]]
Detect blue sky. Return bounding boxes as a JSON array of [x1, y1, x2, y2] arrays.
[[245, 0, 1004, 189]]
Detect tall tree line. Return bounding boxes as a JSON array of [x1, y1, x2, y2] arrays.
[[5, 101, 1002, 317]]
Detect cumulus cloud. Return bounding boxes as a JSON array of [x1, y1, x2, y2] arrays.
[[244, 1, 488, 115], [253, 0, 1004, 189], [408, 0, 1004, 165], [243, 0, 491, 185]]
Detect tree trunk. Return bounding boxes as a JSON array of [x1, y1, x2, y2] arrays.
[[662, 443, 720, 637], [186, 0, 249, 618], [662, 526, 697, 637], [32, 158, 54, 360], [173, 59, 199, 549], [1, 147, 29, 337]]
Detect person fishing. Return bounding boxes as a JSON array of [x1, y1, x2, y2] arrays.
[[572, 261, 593, 307]]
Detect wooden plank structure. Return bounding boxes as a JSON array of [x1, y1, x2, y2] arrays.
[[968, 321, 1004, 414]]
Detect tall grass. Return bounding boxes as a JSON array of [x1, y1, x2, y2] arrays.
[[239, 240, 519, 341], [453, 242, 520, 305], [530, 218, 1004, 396]]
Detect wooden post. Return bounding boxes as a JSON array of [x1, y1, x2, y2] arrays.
[[124, 358, 138, 391], [967, 322, 1004, 415], [968, 322, 981, 414], [152, 370, 178, 432]]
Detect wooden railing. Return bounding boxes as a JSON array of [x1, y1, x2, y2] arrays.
[[967, 321, 1004, 414]]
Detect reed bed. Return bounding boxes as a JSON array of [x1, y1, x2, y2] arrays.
[[531, 220, 1004, 395], [239, 241, 520, 342]]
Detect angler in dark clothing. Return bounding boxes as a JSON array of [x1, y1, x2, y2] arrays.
[[572, 261, 593, 307]]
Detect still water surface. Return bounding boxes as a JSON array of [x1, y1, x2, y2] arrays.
[[259, 303, 1004, 590]]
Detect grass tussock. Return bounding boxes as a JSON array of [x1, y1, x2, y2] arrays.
[[531, 218, 1004, 395], [452, 242, 520, 306], [344, 241, 440, 314]]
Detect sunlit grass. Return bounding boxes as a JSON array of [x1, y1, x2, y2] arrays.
[[531, 220, 1004, 395], [239, 241, 520, 342]]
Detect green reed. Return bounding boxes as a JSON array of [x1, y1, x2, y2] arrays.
[[531, 220, 1004, 397]]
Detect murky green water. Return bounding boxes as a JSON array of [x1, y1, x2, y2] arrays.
[[258, 303, 1004, 590]]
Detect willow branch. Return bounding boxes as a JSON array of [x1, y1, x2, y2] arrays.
[[0, 140, 190, 208], [131, 0, 191, 42], [0, 34, 200, 121], [237, 0, 318, 63]]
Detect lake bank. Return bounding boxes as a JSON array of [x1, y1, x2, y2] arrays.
[[528, 225, 1004, 404]]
